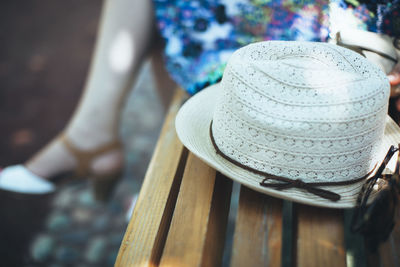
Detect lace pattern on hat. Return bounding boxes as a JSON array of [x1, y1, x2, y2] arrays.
[[212, 41, 389, 183]]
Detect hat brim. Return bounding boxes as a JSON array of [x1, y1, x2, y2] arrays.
[[175, 84, 400, 208]]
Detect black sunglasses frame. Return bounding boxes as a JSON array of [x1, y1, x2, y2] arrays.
[[351, 145, 400, 251]]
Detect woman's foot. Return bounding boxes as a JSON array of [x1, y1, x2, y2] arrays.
[[0, 129, 124, 194], [26, 133, 123, 180], [0, 165, 56, 194]]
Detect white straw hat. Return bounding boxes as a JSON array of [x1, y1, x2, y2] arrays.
[[176, 41, 397, 208]]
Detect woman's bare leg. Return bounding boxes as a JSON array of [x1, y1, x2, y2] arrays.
[[26, 0, 155, 179]]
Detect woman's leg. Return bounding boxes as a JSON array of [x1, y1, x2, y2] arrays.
[[26, 0, 155, 179]]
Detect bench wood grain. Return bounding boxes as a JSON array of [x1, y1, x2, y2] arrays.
[[231, 186, 283, 267], [115, 89, 188, 267], [159, 153, 232, 267], [296, 205, 346, 267]]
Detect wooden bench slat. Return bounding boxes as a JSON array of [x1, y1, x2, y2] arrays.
[[296, 205, 346, 267], [115, 88, 188, 267], [201, 172, 233, 267], [159, 153, 232, 267], [378, 221, 400, 267], [231, 186, 283, 267]]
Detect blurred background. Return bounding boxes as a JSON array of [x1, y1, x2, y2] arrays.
[[0, 0, 166, 266]]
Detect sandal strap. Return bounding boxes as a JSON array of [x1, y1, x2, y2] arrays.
[[59, 134, 121, 178]]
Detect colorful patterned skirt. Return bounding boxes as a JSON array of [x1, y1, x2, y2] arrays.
[[154, 0, 400, 94]]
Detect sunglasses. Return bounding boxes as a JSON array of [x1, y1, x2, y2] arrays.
[[351, 145, 400, 251]]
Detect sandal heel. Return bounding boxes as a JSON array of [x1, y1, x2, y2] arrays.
[[92, 173, 121, 202], [58, 134, 123, 202]]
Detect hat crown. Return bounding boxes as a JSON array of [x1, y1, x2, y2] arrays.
[[212, 41, 390, 183], [250, 57, 361, 87]]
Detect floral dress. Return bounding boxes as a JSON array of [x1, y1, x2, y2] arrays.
[[153, 0, 400, 94]]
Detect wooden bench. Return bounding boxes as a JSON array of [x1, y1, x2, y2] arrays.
[[115, 88, 400, 267]]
